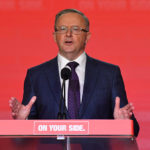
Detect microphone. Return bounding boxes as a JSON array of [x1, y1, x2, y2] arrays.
[[61, 66, 71, 80], [57, 66, 71, 119]]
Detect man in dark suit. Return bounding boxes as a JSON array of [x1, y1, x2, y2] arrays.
[[9, 9, 139, 137]]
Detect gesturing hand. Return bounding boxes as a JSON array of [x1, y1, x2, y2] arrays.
[[113, 97, 134, 119], [9, 96, 36, 120]]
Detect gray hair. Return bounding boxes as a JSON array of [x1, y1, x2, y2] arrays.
[[54, 9, 90, 32]]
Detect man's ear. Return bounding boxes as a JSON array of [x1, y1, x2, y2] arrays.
[[85, 32, 91, 44]]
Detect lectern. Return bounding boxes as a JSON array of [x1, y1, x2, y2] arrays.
[[0, 120, 138, 150]]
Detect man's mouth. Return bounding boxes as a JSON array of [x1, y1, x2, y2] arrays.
[[64, 40, 73, 45]]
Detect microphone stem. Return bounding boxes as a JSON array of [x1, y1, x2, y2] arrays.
[[63, 79, 66, 119], [57, 80, 67, 119], [57, 80, 64, 119]]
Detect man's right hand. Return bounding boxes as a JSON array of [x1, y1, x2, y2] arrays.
[[9, 96, 36, 120]]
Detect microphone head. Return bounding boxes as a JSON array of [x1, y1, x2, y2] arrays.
[[61, 66, 71, 80]]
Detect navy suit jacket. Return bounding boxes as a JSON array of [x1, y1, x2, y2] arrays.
[[22, 55, 139, 137]]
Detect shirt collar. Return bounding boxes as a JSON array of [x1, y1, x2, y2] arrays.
[[58, 52, 86, 70]]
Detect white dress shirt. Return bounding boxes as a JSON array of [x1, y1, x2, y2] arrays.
[[57, 52, 86, 108]]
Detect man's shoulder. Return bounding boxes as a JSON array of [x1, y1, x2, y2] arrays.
[[27, 57, 57, 73], [87, 55, 119, 70]]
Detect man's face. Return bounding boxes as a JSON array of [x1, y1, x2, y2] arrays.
[[53, 12, 91, 60]]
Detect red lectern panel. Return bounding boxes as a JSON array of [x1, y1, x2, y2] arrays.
[[0, 120, 133, 136]]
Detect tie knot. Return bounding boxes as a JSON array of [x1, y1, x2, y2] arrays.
[[67, 61, 79, 70]]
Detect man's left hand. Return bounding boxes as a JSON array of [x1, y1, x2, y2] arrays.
[[113, 96, 134, 119]]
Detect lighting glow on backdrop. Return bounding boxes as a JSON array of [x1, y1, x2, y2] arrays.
[[0, 0, 150, 149]]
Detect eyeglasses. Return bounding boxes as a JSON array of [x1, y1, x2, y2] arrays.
[[55, 25, 88, 34]]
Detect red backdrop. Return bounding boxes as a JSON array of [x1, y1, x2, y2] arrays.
[[0, 0, 150, 149]]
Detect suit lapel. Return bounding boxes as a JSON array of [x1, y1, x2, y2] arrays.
[[44, 57, 71, 118], [44, 57, 61, 106], [79, 55, 99, 118]]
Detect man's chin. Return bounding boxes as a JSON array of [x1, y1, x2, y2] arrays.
[[61, 47, 75, 53]]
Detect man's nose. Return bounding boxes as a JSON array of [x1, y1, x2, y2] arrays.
[[66, 28, 72, 36]]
